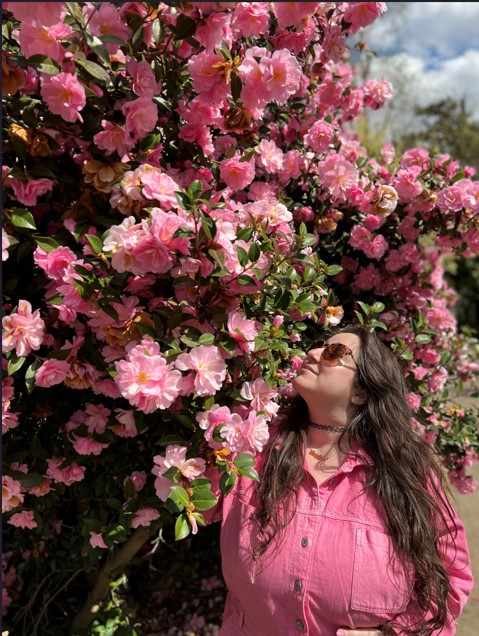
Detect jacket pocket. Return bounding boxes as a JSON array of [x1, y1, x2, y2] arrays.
[[351, 527, 412, 613]]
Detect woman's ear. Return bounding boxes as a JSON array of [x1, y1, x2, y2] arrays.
[[351, 389, 367, 405]]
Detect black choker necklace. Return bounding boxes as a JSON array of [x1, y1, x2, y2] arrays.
[[309, 421, 346, 433]]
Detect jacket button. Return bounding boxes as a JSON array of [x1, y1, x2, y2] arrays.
[[295, 619, 305, 631], [301, 537, 308, 547], [294, 579, 302, 592]]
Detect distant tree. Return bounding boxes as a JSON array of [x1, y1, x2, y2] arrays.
[[395, 98, 479, 174]]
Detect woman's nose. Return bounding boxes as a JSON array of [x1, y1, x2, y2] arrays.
[[307, 348, 323, 362]]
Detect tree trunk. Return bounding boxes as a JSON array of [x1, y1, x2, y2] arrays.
[[70, 527, 151, 634]]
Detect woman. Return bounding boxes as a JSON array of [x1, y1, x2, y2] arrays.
[[209, 325, 473, 635]]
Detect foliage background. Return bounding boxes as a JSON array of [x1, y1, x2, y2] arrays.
[[2, 2, 478, 634]]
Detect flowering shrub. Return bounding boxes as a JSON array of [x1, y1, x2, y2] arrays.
[[2, 2, 478, 633]]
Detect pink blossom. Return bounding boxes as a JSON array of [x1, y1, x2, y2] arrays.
[[393, 167, 423, 202], [363, 79, 393, 110], [45, 458, 86, 486], [262, 49, 302, 103], [243, 411, 270, 453], [90, 532, 108, 549], [83, 3, 131, 53], [8, 510, 37, 529], [2, 228, 14, 261], [238, 53, 268, 111], [4, 2, 66, 26], [2, 476, 24, 513], [196, 404, 236, 448], [175, 345, 227, 397], [317, 152, 358, 200], [448, 470, 477, 495], [152, 444, 206, 501], [6, 177, 54, 206], [41, 72, 86, 122], [122, 97, 158, 143], [343, 2, 387, 33], [400, 147, 430, 171], [227, 311, 259, 353], [115, 339, 182, 412], [140, 172, 181, 210], [111, 408, 138, 437], [304, 120, 334, 153], [232, 3, 270, 38], [18, 22, 71, 63], [271, 2, 320, 29], [362, 234, 388, 260], [2, 299, 45, 357], [240, 379, 280, 419], [84, 403, 110, 434], [220, 153, 255, 191], [131, 507, 160, 528], [35, 359, 70, 387], [437, 186, 464, 214], [195, 12, 233, 52], [126, 60, 162, 97], [124, 470, 147, 493], [221, 410, 269, 453], [94, 120, 134, 158], [33, 246, 76, 281], [72, 435, 108, 456], [188, 51, 229, 103], [256, 139, 283, 173]]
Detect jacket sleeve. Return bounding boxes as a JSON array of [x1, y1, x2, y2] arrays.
[[390, 500, 474, 635]]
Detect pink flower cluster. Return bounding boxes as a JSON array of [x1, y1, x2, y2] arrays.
[[115, 338, 182, 413]]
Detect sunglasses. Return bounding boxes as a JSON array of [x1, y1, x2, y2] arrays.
[[309, 339, 357, 366]]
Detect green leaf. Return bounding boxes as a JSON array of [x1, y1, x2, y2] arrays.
[[161, 466, 181, 482], [191, 486, 217, 511], [25, 359, 41, 394], [7, 354, 26, 376], [400, 349, 414, 361], [35, 236, 60, 252], [156, 434, 189, 446], [174, 14, 197, 40], [26, 54, 60, 75], [325, 264, 342, 276], [10, 208, 37, 230], [231, 72, 243, 102], [415, 334, 432, 344], [175, 191, 191, 209], [10, 472, 45, 488], [198, 333, 215, 345], [371, 302, 385, 314], [220, 470, 237, 495], [187, 180, 203, 200], [233, 453, 256, 470], [75, 57, 111, 85], [85, 234, 103, 255], [175, 513, 191, 541], [236, 245, 249, 267], [248, 242, 260, 263], [168, 486, 190, 511], [236, 274, 256, 286], [47, 348, 72, 360]]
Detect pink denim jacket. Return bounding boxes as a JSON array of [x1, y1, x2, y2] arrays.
[[207, 446, 473, 636]]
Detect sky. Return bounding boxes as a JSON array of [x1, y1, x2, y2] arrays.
[[353, 2, 479, 130]]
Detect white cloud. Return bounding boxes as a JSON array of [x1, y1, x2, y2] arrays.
[[364, 2, 479, 61], [354, 2, 479, 124], [367, 49, 479, 119]]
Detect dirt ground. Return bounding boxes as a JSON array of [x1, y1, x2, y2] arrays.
[[453, 459, 479, 636]]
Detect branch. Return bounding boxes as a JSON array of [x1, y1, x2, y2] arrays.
[[70, 527, 152, 635]]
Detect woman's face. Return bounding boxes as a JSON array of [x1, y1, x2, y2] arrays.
[[292, 333, 364, 411]]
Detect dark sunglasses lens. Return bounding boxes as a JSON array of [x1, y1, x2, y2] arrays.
[[322, 343, 349, 361]]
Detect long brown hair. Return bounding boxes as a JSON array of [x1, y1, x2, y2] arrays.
[[254, 325, 457, 636]]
